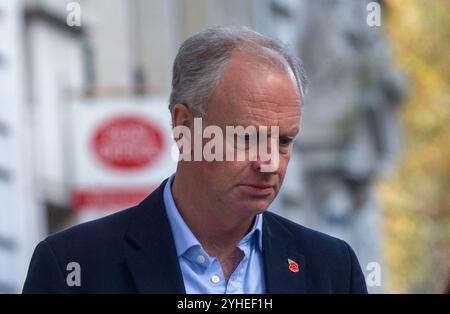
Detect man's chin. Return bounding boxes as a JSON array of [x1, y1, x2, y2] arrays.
[[232, 200, 272, 216]]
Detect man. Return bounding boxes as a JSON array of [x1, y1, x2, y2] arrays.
[[23, 26, 367, 293]]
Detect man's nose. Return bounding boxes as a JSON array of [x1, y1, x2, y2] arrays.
[[251, 152, 279, 173]]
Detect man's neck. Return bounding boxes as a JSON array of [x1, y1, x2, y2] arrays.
[[171, 168, 255, 258]]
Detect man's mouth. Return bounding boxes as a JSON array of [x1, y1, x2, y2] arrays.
[[238, 183, 275, 196]]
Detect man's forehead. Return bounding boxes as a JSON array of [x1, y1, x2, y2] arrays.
[[204, 50, 301, 132], [235, 120, 299, 133], [223, 92, 301, 124], [219, 57, 300, 104]]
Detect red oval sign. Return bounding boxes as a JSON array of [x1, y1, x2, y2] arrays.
[[92, 116, 165, 170]]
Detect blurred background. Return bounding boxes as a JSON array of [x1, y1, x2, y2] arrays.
[[0, 0, 449, 293]]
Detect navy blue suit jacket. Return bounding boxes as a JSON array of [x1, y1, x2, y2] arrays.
[[23, 179, 368, 293]]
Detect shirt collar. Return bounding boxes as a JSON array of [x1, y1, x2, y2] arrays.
[[163, 173, 263, 258]]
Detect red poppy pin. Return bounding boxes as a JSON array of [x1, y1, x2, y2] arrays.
[[288, 258, 299, 273]]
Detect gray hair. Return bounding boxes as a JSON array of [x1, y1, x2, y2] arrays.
[[169, 26, 308, 117]]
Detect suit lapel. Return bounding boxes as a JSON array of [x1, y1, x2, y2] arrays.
[[123, 180, 186, 293], [262, 212, 307, 293]]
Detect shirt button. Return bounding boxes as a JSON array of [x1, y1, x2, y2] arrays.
[[210, 275, 220, 284], [196, 255, 206, 264]]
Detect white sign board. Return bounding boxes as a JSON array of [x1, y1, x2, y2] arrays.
[[70, 97, 177, 217]]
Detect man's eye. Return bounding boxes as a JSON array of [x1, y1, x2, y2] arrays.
[[279, 137, 293, 146]]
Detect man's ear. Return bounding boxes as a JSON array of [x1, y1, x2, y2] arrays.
[[171, 103, 194, 129]]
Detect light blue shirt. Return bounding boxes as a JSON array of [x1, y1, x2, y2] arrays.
[[163, 174, 265, 294]]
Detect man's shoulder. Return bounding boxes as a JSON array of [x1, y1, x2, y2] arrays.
[[44, 205, 139, 254], [44, 180, 168, 250], [23, 206, 147, 293], [264, 211, 368, 293], [264, 211, 352, 258]]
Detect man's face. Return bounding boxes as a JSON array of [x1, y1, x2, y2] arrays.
[[193, 52, 301, 219]]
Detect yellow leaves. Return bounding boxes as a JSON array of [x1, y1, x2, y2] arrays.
[[385, 211, 429, 292], [381, 0, 450, 293], [377, 183, 410, 212]]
